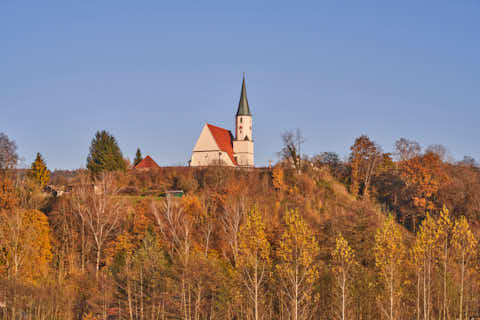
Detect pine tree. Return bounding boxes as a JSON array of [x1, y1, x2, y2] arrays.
[[133, 148, 143, 167], [86, 130, 126, 175], [30, 152, 50, 187]]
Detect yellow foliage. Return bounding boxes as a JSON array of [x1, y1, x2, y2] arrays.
[[30, 152, 50, 188], [332, 233, 356, 275], [238, 207, 270, 268], [0, 209, 52, 284], [277, 209, 319, 286], [374, 215, 406, 319], [452, 216, 477, 261]]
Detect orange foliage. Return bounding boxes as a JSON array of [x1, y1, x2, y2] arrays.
[[399, 152, 449, 210], [0, 177, 18, 212]]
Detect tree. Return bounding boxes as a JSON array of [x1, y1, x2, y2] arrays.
[[238, 207, 271, 320], [312, 152, 345, 179], [436, 206, 453, 320], [276, 210, 319, 320], [30, 152, 50, 187], [349, 135, 382, 197], [280, 129, 305, 173], [0, 177, 19, 211], [0, 132, 18, 174], [374, 215, 406, 320], [332, 233, 356, 320], [133, 148, 143, 167], [425, 144, 448, 162], [452, 216, 477, 320], [411, 213, 438, 320], [0, 209, 52, 282], [86, 130, 126, 175], [394, 138, 421, 161], [399, 152, 448, 213], [72, 173, 123, 277]]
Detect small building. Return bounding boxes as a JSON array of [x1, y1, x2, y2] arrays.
[[191, 74, 254, 167], [134, 155, 160, 170]]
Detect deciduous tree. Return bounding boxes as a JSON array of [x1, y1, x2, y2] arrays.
[[374, 215, 405, 320], [276, 210, 319, 320], [0, 132, 18, 174], [452, 216, 477, 320], [238, 207, 271, 320], [332, 233, 356, 320], [349, 135, 382, 197]]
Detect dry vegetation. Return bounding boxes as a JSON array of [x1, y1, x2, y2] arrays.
[[1, 133, 480, 320]]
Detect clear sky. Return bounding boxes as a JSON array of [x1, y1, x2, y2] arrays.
[[1, 1, 479, 169]]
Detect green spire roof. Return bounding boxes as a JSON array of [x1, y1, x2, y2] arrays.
[[236, 73, 251, 116]]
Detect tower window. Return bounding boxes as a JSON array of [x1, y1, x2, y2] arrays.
[[240, 126, 242, 130], [240, 118, 243, 123]]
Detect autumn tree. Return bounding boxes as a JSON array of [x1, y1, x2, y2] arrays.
[[30, 152, 50, 187], [72, 172, 123, 277], [332, 233, 356, 320], [0, 209, 52, 282], [452, 216, 477, 320], [133, 148, 143, 167], [411, 213, 438, 320], [0, 176, 19, 212], [399, 152, 448, 227], [276, 210, 319, 320], [86, 130, 126, 175], [436, 206, 453, 320], [349, 135, 382, 197], [374, 215, 406, 320], [238, 207, 271, 320], [312, 152, 345, 180]]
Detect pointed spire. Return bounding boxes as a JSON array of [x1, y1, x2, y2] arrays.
[[236, 73, 251, 116]]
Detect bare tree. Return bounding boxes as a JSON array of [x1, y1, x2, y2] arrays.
[[280, 129, 305, 173], [394, 138, 421, 161], [72, 172, 123, 278], [152, 196, 194, 320], [0, 133, 18, 174], [426, 144, 449, 162], [220, 196, 247, 265]]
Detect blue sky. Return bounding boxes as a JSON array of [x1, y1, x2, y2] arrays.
[[1, 1, 479, 169]]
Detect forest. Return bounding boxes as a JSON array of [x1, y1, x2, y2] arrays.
[[0, 130, 480, 320]]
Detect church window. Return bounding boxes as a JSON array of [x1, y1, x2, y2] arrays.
[[240, 126, 243, 130], [240, 118, 243, 123]]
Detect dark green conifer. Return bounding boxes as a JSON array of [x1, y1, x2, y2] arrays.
[[133, 148, 143, 167], [86, 130, 126, 175]]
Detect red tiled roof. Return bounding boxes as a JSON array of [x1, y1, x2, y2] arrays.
[[135, 155, 160, 169], [207, 124, 237, 165]]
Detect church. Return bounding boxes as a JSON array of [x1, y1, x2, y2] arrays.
[[190, 75, 254, 167]]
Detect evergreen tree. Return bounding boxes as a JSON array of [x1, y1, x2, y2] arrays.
[[86, 130, 126, 175], [30, 152, 50, 187], [133, 148, 143, 166]]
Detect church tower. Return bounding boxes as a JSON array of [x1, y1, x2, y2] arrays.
[[233, 74, 254, 167]]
